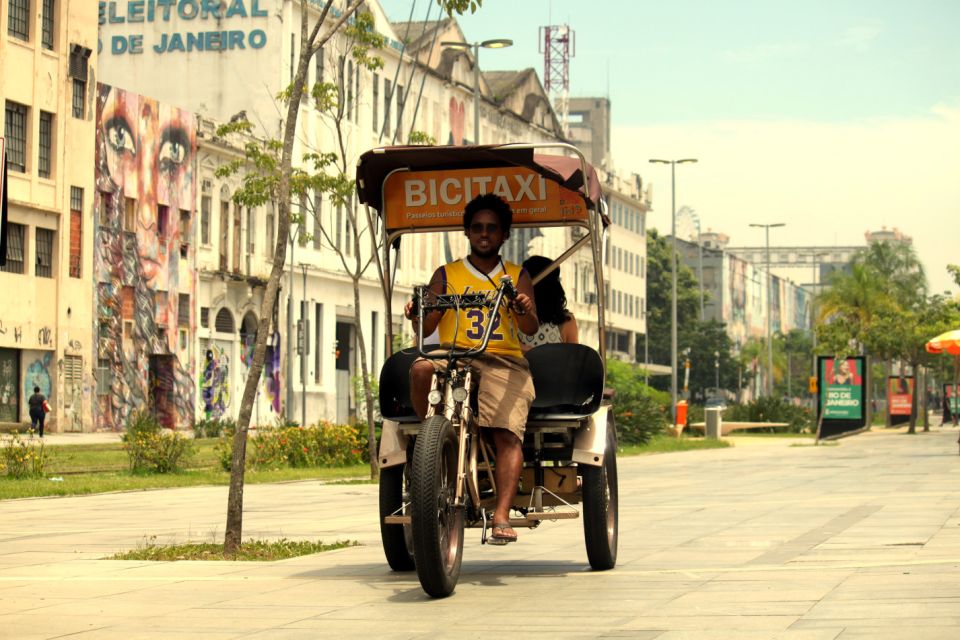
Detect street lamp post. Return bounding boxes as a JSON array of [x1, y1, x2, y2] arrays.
[[749, 222, 785, 396], [714, 350, 720, 391], [650, 158, 698, 423], [440, 38, 513, 144]]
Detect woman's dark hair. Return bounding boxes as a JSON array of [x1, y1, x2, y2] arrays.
[[523, 255, 571, 326], [34, 386, 40, 393], [463, 193, 512, 235]]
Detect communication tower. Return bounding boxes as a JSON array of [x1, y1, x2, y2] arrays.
[[539, 24, 575, 138]]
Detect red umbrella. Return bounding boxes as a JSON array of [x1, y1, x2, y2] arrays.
[[926, 329, 960, 437]]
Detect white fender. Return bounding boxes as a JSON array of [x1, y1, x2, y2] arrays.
[[573, 406, 612, 467], [377, 419, 408, 469]]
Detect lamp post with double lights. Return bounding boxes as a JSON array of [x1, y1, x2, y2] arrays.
[[440, 38, 513, 144], [649, 158, 698, 424], [749, 222, 785, 396]]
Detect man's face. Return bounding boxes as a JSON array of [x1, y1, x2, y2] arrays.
[[466, 209, 506, 259]]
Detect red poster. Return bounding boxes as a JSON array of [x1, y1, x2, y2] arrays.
[[887, 377, 914, 416]]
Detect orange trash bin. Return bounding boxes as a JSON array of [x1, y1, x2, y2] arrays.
[[676, 400, 688, 426]]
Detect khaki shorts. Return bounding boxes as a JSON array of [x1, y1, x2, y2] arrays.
[[415, 351, 535, 441]]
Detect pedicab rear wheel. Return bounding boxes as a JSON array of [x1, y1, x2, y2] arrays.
[[582, 426, 618, 570], [411, 415, 464, 597], [379, 462, 415, 571]]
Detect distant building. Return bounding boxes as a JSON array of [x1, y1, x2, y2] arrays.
[[567, 97, 611, 169]]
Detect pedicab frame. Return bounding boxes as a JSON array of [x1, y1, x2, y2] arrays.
[[355, 142, 618, 591]]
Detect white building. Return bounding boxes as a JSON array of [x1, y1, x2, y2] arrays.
[[97, 1, 651, 426]]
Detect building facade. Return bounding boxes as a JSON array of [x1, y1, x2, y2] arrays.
[[22, 0, 650, 431], [1, 0, 98, 431]]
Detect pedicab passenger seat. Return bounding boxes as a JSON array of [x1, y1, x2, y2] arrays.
[[525, 343, 604, 420], [379, 348, 421, 423]]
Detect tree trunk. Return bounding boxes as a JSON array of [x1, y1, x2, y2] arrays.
[[921, 365, 929, 432], [224, 8, 314, 554], [907, 363, 918, 434]]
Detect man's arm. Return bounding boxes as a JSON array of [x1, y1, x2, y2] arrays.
[[514, 270, 540, 337], [404, 267, 446, 336]]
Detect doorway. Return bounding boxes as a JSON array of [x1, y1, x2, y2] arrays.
[[335, 321, 354, 425], [148, 354, 176, 428]]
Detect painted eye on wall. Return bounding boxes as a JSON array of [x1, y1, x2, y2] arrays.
[[104, 116, 136, 156], [159, 126, 191, 174]]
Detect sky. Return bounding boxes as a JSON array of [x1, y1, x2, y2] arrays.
[[377, 0, 960, 294]]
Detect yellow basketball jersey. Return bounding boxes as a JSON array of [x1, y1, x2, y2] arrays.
[[437, 258, 525, 358]]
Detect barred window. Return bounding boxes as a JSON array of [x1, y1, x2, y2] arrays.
[[41, 0, 54, 49], [265, 205, 275, 257], [7, 0, 29, 41], [4, 101, 28, 173], [200, 307, 210, 328], [39, 111, 53, 178], [36, 228, 54, 278], [347, 60, 354, 121], [72, 79, 86, 118], [96, 358, 112, 396], [312, 195, 322, 250], [215, 308, 235, 333], [178, 293, 190, 327], [69, 186, 82, 278], [200, 195, 211, 244], [383, 79, 392, 138], [1, 223, 25, 274], [315, 47, 324, 84]]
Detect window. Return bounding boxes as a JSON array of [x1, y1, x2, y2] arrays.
[[200, 195, 211, 244], [124, 197, 136, 232], [157, 204, 169, 237], [372, 73, 379, 132], [96, 358, 112, 396], [246, 206, 255, 254], [297, 194, 306, 247], [41, 0, 54, 49], [335, 205, 343, 248], [315, 47, 324, 84], [219, 198, 229, 270], [1, 223, 25, 274], [200, 307, 210, 328], [215, 308, 235, 334], [383, 79, 392, 138], [265, 204, 275, 257], [8, 0, 29, 41], [312, 195, 323, 249], [69, 186, 82, 277], [35, 228, 53, 277], [396, 84, 404, 139], [4, 101, 27, 173], [179, 209, 190, 257], [98, 191, 113, 226], [178, 293, 190, 327], [347, 60, 354, 121], [37, 111, 53, 178], [71, 78, 86, 118]]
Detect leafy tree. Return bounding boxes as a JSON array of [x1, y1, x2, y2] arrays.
[[948, 264, 960, 288], [643, 229, 701, 390], [216, 0, 483, 554], [678, 320, 740, 401]]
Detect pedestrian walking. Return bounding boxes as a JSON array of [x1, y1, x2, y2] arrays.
[[28, 386, 47, 437]]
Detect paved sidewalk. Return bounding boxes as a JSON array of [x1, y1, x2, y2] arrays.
[[1, 426, 959, 638]]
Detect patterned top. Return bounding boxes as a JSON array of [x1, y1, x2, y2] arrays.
[[519, 322, 563, 348]]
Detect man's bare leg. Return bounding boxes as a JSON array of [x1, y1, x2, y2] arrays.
[[410, 360, 435, 420], [491, 428, 523, 539]]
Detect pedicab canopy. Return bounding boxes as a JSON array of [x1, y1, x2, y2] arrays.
[[355, 144, 607, 234]]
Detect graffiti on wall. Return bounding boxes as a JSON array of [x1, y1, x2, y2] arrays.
[[94, 84, 197, 430], [264, 331, 281, 414], [201, 343, 231, 420], [23, 352, 53, 405]]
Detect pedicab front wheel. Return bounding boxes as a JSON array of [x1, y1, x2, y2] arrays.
[[410, 415, 464, 598], [582, 426, 618, 570]]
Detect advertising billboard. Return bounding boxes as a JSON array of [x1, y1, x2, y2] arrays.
[[887, 376, 914, 426], [817, 356, 868, 438]]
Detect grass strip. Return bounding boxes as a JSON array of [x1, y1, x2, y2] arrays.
[[112, 538, 358, 561], [0, 464, 370, 500], [618, 434, 732, 456]]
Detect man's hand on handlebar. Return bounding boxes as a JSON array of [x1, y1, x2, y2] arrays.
[[511, 292, 534, 317]]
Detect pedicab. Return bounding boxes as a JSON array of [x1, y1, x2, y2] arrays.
[[355, 143, 617, 597]]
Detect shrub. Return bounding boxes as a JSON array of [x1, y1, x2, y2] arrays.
[[194, 417, 235, 439], [122, 410, 194, 473], [723, 397, 813, 432], [0, 431, 50, 478], [606, 359, 669, 444], [218, 421, 366, 471]]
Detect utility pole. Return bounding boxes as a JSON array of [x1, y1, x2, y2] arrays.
[[749, 222, 785, 396], [650, 158, 698, 423], [301, 263, 308, 428]]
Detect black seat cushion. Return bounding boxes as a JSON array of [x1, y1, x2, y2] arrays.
[[379, 348, 420, 420], [525, 343, 604, 416]]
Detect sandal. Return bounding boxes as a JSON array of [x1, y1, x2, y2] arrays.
[[490, 521, 517, 544]]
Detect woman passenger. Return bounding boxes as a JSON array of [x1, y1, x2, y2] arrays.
[[519, 255, 578, 348]]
